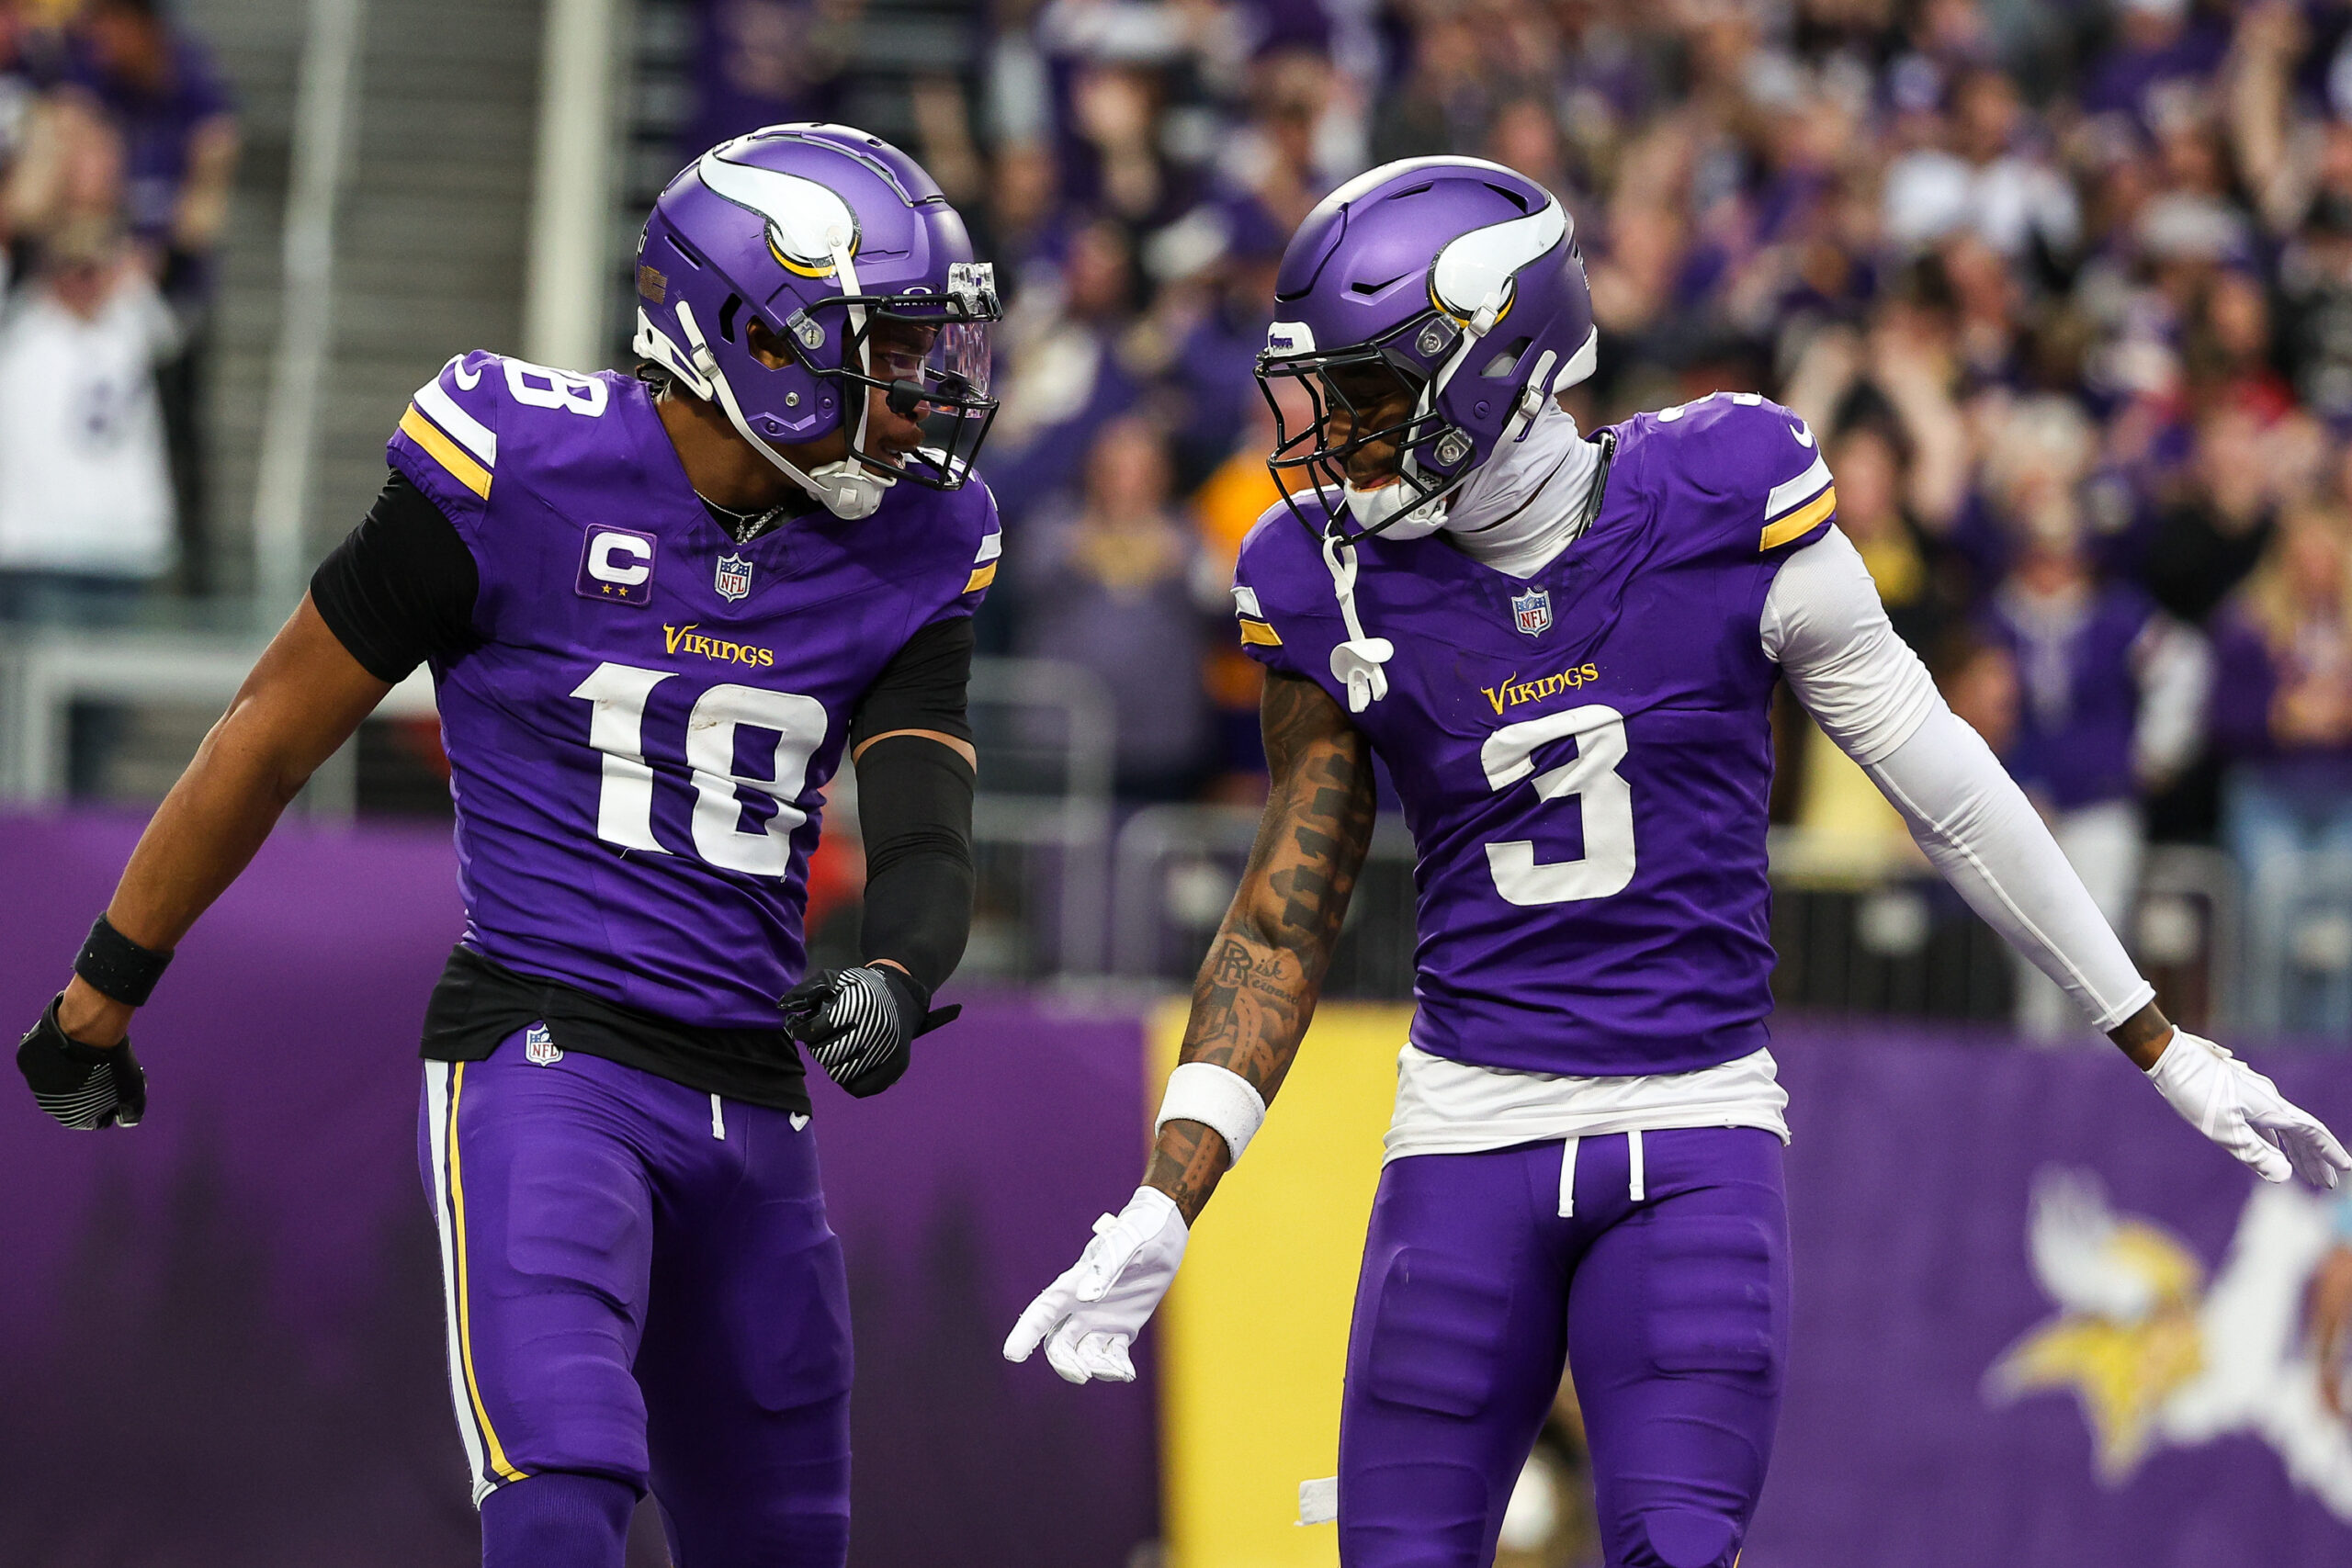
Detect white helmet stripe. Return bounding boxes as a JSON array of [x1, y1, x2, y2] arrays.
[[1430, 200, 1568, 321]]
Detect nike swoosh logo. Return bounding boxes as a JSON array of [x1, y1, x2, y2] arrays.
[[452, 356, 482, 390], [1791, 423, 1815, 448]]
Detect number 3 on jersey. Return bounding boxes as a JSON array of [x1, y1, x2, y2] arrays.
[[1480, 705, 1636, 905], [571, 661, 825, 876]]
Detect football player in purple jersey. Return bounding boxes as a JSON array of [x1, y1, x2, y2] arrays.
[[1006, 156, 2352, 1568], [16, 127, 1003, 1565]]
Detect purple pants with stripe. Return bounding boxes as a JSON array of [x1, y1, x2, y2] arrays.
[[419, 1031, 851, 1564], [1339, 1127, 1789, 1568]]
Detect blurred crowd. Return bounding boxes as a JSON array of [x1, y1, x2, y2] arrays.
[[9, 0, 2352, 1033], [0, 0, 233, 638], [697, 0, 2352, 1034]]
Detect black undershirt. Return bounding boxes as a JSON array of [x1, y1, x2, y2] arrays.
[[310, 471, 481, 682], [311, 469, 978, 1111]]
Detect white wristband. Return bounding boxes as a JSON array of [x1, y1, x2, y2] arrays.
[[1155, 1062, 1269, 1166]]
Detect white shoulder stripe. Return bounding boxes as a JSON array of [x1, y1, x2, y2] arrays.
[[417, 366, 497, 467], [974, 531, 1001, 564], [1233, 585, 1264, 618], [1765, 453, 1830, 519]]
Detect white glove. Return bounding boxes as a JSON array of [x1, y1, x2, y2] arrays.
[[2148, 1031, 2351, 1189], [1003, 1185, 1187, 1384]]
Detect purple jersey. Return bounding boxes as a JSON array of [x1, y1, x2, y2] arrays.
[[1234, 393, 1836, 1077], [390, 353, 999, 1030]]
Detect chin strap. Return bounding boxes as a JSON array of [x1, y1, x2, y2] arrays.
[[1317, 284, 1512, 711], [1321, 530, 1393, 713], [670, 230, 897, 522], [1502, 348, 1557, 446], [824, 228, 893, 514]]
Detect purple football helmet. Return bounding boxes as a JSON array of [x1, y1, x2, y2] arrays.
[[1256, 156, 1597, 539], [633, 124, 1001, 519]]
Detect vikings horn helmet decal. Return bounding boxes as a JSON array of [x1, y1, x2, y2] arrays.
[[1430, 199, 1568, 327], [692, 151, 862, 279]]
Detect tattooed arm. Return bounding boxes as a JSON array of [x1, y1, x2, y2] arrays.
[[1002, 671, 1376, 1382], [1147, 671, 1378, 1224]]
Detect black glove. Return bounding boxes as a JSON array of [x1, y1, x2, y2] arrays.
[[17, 996, 146, 1130], [780, 965, 960, 1099]]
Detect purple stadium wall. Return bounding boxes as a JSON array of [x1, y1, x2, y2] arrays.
[[0, 813, 1157, 1568], [0, 812, 2347, 1566], [1754, 1024, 2352, 1567]]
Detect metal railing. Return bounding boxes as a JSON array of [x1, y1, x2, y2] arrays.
[[0, 624, 2285, 1023], [1103, 807, 2253, 1025], [831, 654, 1117, 979], [1110, 802, 1423, 998], [0, 624, 435, 810]]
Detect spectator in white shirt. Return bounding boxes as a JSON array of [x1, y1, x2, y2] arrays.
[[1883, 66, 2081, 264], [0, 212, 180, 624]]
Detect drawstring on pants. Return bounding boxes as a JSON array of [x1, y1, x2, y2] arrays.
[[1557, 1130, 1647, 1217]]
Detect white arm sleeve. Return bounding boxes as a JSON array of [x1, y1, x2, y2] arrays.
[[1758, 527, 1939, 763], [1762, 530, 2155, 1032]]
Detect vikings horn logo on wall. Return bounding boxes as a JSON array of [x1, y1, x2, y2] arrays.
[[1984, 1167, 2352, 1520]]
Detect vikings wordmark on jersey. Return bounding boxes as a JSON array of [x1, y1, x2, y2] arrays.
[[1233, 390, 1835, 1078], [390, 348, 1001, 1029]]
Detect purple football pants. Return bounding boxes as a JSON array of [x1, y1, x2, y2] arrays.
[[1339, 1127, 1789, 1568], [418, 1032, 852, 1566]]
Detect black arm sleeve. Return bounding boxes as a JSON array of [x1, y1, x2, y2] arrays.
[[849, 615, 978, 995], [310, 469, 482, 682], [847, 615, 976, 748]]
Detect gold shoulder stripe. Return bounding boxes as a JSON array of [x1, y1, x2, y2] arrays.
[[1238, 617, 1282, 648], [400, 404, 492, 500], [963, 561, 998, 594], [1760, 486, 1836, 551]]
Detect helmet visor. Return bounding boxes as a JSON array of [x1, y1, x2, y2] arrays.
[[933, 318, 992, 400], [836, 300, 999, 491]]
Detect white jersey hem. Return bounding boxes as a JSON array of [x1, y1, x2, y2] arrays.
[[1383, 1043, 1792, 1164]]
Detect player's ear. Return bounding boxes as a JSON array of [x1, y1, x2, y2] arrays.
[[745, 318, 797, 372]]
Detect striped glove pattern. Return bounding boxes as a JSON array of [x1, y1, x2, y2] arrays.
[[17, 997, 146, 1130], [780, 965, 961, 1099]]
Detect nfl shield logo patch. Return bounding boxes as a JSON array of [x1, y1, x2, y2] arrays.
[[524, 1023, 562, 1066], [714, 553, 753, 602], [1510, 586, 1553, 637]]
